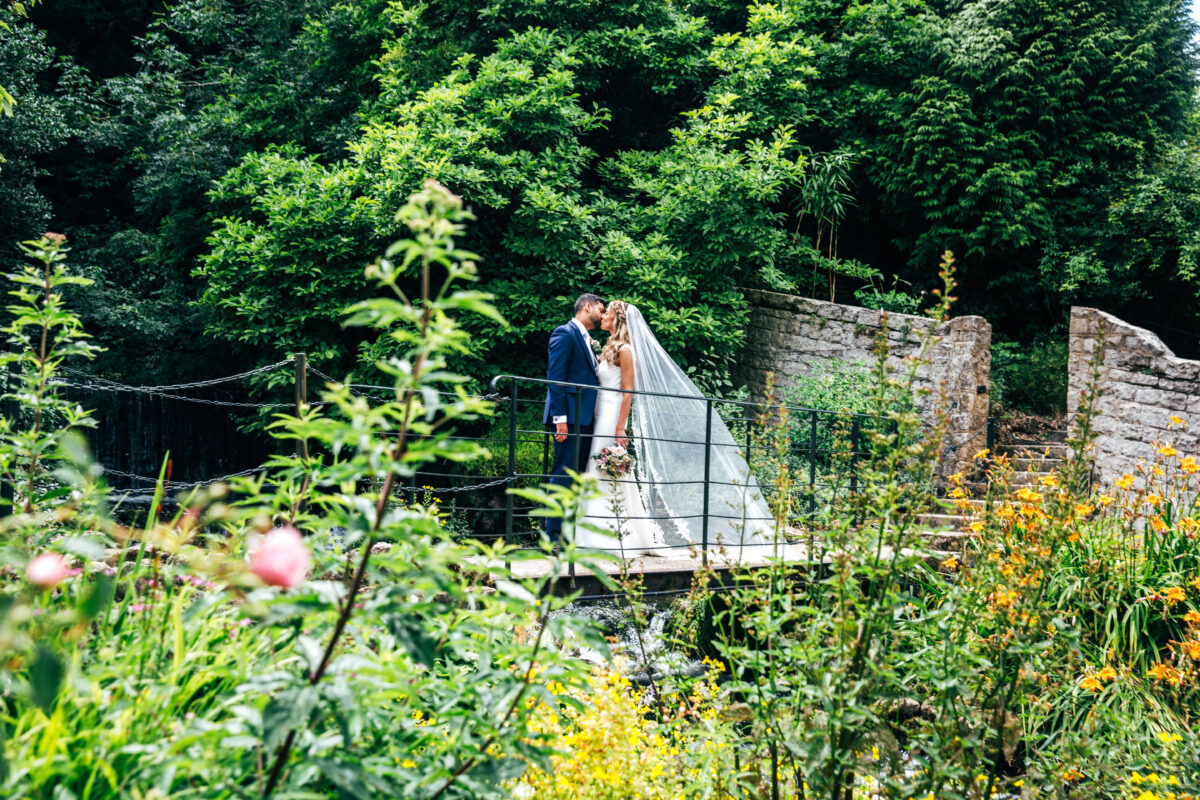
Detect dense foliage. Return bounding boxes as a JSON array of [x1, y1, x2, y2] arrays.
[[5, 216, 1200, 798], [1, 0, 1197, 392]]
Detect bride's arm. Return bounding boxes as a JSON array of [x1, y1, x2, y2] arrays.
[[616, 346, 635, 448]]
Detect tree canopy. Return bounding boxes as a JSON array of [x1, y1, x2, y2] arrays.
[[2, 0, 1197, 388]]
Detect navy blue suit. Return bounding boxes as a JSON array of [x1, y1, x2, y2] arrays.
[[543, 321, 600, 541]]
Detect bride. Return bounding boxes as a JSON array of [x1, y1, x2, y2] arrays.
[[576, 301, 671, 557], [575, 301, 777, 559]]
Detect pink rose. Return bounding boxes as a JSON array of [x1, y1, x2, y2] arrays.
[[27, 553, 68, 588], [249, 526, 311, 589]]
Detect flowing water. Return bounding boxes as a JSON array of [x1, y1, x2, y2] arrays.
[[555, 598, 706, 685]]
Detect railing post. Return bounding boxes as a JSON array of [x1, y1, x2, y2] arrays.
[[986, 416, 996, 454], [1, 360, 15, 509], [808, 409, 818, 515], [571, 388, 582, 581], [701, 398, 713, 568], [293, 352, 308, 460], [849, 416, 860, 526], [505, 378, 517, 547]]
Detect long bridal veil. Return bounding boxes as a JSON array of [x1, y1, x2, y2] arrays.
[[625, 305, 777, 553]]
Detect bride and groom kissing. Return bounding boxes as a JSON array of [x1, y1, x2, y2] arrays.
[[540, 293, 775, 559]]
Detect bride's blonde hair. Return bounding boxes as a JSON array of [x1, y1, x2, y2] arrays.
[[600, 301, 632, 365]]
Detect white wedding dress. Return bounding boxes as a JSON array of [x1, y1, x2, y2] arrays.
[[576, 346, 671, 558]]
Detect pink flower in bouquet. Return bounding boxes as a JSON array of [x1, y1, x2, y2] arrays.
[[27, 553, 68, 588], [250, 526, 311, 589]]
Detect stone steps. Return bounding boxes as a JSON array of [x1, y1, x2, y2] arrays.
[[1008, 455, 1067, 470], [998, 442, 1071, 459]]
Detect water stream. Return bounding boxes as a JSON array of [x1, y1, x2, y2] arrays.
[[555, 598, 707, 686]]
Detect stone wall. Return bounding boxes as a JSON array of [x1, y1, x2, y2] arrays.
[[1068, 307, 1200, 485], [735, 290, 992, 476]]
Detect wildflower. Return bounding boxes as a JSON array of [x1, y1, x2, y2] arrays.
[[1117, 474, 1136, 490], [1169, 415, 1186, 428], [249, 526, 311, 589], [1074, 503, 1094, 517], [1164, 587, 1187, 606], [1182, 456, 1200, 474], [1185, 611, 1200, 626], [1158, 731, 1183, 744], [1063, 767, 1084, 781], [401, 759, 417, 768], [26, 553, 68, 588], [1097, 666, 1118, 682], [1191, 576, 1200, 593], [1178, 640, 1200, 660], [989, 587, 1018, 608], [1098, 494, 1115, 506], [940, 556, 959, 571], [1039, 474, 1058, 487], [973, 448, 990, 460], [1146, 494, 1163, 507], [1147, 663, 1181, 684], [1079, 675, 1103, 692], [967, 521, 984, 534], [1150, 516, 1170, 534], [1014, 487, 1042, 503]]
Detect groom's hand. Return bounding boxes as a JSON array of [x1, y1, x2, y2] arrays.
[[554, 422, 568, 442]]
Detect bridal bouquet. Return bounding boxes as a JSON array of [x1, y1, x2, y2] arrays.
[[594, 445, 634, 479]]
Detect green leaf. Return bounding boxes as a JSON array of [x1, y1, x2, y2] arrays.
[[78, 573, 114, 620], [29, 644, 63, 711], [262, 685, 319, 749]]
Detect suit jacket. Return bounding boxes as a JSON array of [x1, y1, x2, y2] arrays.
[[543, 321, 600, 425]]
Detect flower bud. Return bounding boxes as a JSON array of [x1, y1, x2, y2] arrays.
[[27, 552, 68, 588], [249, 526, 311, 589]]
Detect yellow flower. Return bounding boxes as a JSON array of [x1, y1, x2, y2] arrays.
[[1158, 731, 1183, 744], [1182, 456, 1200, 474], [1039, 474, 1058, 487], [402, 759, 417, 768], [1146, 494, 1163, 507], [1185, 611, 1200, 626], [941, 556, 959, 571], [1164, 586, 1188, 606], [1169, 415, 1186, 428], [967, 520, 984, 534], [1147, 662, 1181, 684], [1150, 516, 1170, 534], [1079, 675, 1103, 692], [1159, 444, 1180, 458], [1178, 640, 1200, 660], [1013, 487, 1042, 504], [1098, 494, 1115, 506], [1117, 474, 1136, 490], [973, 448, 990, 460], [1063, 767, 1084, 781], [1097, 666, 1118, 682], [1191, 576, 1200, 593]]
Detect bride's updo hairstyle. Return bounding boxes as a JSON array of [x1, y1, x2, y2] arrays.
[[600, 301, 633, 365]]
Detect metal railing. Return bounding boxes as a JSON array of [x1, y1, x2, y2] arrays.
[[32, 357, 990, 541], [478, 374, 891, 559]]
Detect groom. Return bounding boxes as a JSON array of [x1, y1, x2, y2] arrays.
[[542, 293, 605, 542]]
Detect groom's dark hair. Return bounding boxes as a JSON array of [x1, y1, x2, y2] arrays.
[[574, 293, 606, 314]]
